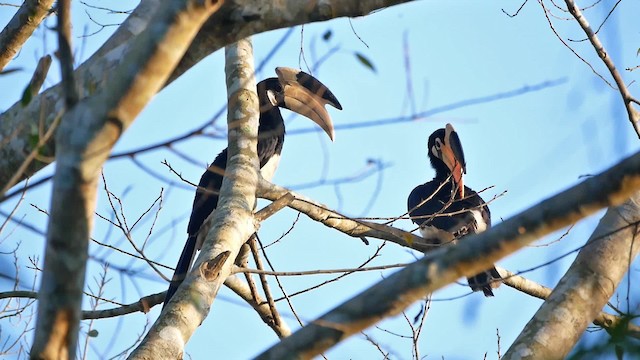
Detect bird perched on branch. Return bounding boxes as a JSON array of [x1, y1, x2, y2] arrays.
[[407, 123, 501, 296], [164, 67, 342, 306]]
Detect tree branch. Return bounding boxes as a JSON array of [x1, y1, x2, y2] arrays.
[[503, 194, 640, 359], [257, 178, 445, 251], [30, 1, 222, 358], [564, 0, 640, 137], [225, 275, 292, 339], [0, 0, 54, 71], [129, 38, 261, 359], [0, 0, 416, 194], [498, 267, 640, 341], [254, 150, 640, 359]]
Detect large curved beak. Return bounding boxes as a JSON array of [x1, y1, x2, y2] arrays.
[[441, 123, 467, 198], [275, 67, 342, 141]]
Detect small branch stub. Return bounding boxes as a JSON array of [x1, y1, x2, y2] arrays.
[[201, 251, 231, 281]]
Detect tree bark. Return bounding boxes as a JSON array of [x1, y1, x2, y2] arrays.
[[127, 38, 261, 360], [254, 151, 640, 359], [0, 0, 415, 194], [0, 0, 54, 71], [503, 194, 640, 359], [30, 1, 222, 358]]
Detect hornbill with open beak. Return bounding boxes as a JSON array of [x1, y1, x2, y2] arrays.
[[407, 123, 501, 296], [164, 68, 342, 306]]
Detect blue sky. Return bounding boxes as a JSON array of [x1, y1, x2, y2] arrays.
[[1, 1, 639, 358]]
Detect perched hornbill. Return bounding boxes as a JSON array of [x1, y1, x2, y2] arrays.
[[164, 68, 342, 306], [407, 123, 501, 296]]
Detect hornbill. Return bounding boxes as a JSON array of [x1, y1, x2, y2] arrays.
[[407, 123, 501, 296], [164, 68, 342, 306]]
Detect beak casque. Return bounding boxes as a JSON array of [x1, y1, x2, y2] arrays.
[[275, 67, 342, 141], [442, 123, 466, 198]]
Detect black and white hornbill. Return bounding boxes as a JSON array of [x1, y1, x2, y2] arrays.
[[407, 123, 501, 296], [164, 68, 342, 306]]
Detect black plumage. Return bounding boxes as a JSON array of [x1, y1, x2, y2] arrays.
[[407, 124, 501, 296], [164, 68, 342, 306]]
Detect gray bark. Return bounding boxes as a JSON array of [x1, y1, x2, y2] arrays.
[[503, 194, 640, 359]]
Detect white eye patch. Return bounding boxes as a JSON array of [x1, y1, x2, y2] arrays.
[[431, 138, 443, 158], [267, 89, 278, 106]]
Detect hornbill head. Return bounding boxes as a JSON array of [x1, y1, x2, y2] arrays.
[[258, 67, 342, 141], [428, 123, 467, 198]]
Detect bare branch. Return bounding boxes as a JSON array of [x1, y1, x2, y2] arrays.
[[498, 267, 640, 340], [224, 275, 292, 338], [564, 0, 640, 136], [57, 0, 78, 108], [503, 193, 640, 358], [30, 1, 223, 358], [0, 0, 417, 193], [258, 178, 442, 251], [129, 38, 260, 359], [0, 0, 54, 71], [255, 150, 640, 359]]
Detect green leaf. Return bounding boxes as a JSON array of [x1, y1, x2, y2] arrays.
[[355, 52, 376, 73], [88, 329, 99, 338], [322, 30, 332, 42], [21, 83, 33, 107]]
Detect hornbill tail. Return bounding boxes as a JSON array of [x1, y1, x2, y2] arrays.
[[275, 67, 342, 141], [467, 267, 502, 297]]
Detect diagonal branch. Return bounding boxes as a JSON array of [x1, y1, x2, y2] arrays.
[[503, 194, 640, 359], [0, 0, 417, 193], [0, 0, 54, 71], [257, 178, 445, 251], [499, 267, 640, 340], [254, 149, 640, 359], [564, 0, 640, 137]]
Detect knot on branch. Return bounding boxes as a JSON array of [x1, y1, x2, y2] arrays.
[[200, 251, 231, 281]]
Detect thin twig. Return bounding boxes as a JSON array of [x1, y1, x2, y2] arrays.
[[564, 0, 640, 136]]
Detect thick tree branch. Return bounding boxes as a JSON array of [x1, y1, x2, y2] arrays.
[[30, 1, 222, 358], [503, 194, 640, 359], [564, 0, 640, 137], [129, 38, 261, 359], [498, 267, 640, 341], [0, 0, 415, 194], [0, 0, 54, 71], [254, 150, 640, 359]]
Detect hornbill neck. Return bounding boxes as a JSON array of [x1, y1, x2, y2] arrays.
[[257, 78, 286, 144], [430, 156, 453, 182]]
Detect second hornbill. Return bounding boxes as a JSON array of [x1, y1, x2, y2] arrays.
[[164, 67, 342, 306], [407, 123, 501, 296]]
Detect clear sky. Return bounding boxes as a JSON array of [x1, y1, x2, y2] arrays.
[[1, 1, 639, 358]]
